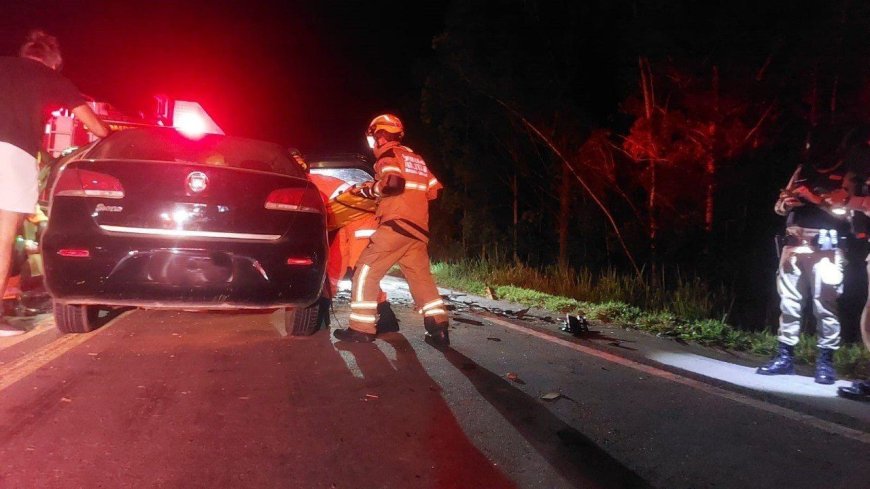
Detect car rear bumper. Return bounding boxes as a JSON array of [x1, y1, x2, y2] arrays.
[[43, 232, 326, 308]]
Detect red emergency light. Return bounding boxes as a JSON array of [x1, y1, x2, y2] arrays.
[[172, 101, 224, 139]]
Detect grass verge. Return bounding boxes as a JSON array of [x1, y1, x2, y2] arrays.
[[432, 260, 870, 379]]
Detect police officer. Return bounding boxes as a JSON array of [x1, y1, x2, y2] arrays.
[[757, 132, 850, 384], [0, 31, 109, 336], [332, 114, 449, 346]]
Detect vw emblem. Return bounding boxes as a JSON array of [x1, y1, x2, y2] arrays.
[[186, 171, 208, 193]]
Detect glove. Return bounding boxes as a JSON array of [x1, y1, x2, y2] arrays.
[[350, 181, 376, 199]]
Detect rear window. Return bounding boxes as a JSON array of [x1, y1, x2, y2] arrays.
[[310, 168, 373, 186], [86, 128, 305, 177]]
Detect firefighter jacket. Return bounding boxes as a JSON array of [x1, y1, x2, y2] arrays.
[[308, 173, 352, 230], [371, 141, 443, 242]]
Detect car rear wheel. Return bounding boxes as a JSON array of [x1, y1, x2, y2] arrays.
[[53, 303, 100, 334], [285, 299, 327, 336]]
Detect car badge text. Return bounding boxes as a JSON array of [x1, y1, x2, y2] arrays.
[[187, 171, 208, 193], [95, 203, 123, 213]]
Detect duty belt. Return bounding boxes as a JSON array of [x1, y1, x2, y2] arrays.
[[784, 226, 819, 244], [784, 226, 838, 250]]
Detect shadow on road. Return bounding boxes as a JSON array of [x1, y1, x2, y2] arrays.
[[334, 334, 518, 489], [432, 346, 651, 489]]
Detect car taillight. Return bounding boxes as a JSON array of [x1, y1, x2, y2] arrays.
[[286, 256, 314, 266], [57, 248, 90, 258], [54, 168, 125, 199], [265, 186, 323, 213]]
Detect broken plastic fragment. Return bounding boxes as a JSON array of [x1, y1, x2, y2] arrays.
[[505, 372, 526, 384], [540, 392, 562, 401]]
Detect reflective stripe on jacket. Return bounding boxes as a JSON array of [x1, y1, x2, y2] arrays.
[[372, 142, 442, 240]]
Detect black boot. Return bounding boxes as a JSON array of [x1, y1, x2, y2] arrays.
[[375, 302, 400, 334], [756, 342, 795, 375], [333, 328, 376, 343], [837, 380, 870, 401], [317, 297, 332, 329], [814, 348, 837, 385], [424, 317, 450, 348]]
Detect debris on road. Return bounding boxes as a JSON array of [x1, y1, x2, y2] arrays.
[[561, 314, 589, 336], [454, 316, 485, 326], [444, 293, 557, 324], [540, 392, 562, 401], [505, 372, 525, 384], [513, 307, 529, 319], [361, 393, 379, 401], [486, 337, 502, 342]]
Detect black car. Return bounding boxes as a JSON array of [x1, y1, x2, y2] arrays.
[[41, 128, 328, 335]]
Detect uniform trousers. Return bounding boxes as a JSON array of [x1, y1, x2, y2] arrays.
[[348, 225, 447, 334], [777, 244, 842, 349]]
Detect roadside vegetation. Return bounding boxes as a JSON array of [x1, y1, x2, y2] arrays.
[[432, 259, 870, 378]]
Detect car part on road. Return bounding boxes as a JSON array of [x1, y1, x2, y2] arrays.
[[561, 314, 589, 336]]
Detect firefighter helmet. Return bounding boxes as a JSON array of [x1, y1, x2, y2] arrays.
[[366, 114, 404, 139]]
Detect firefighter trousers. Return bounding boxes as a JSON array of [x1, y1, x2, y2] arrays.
[[777, 245, 842, 349], [348, 225, 447, 334]]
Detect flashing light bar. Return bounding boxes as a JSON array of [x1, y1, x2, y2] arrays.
[[172, 101, 224, 138]]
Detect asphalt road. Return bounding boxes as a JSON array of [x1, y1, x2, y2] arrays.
[[0, 282, 868, 489]]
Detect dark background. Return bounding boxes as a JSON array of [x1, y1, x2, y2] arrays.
[[4, 0, 870, 334], [0, 0, 447, 151]]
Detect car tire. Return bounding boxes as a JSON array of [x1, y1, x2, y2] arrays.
[[285, 300, 325, 336], [53, 303, 100, 334]]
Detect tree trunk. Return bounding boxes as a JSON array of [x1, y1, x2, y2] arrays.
[[705, 65, 720, 234], [704, 155, 715, 233], [649, 158, 657, 275], [639, 56, 657, 274], [512, 173, 519, 263], [558, 161, 571, 269]]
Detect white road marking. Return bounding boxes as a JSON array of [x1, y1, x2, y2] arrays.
[[0, 331, 103, 394], [481, 314, 870, 445], [0, 317, 55, 350], [0, 310, 136, 394]]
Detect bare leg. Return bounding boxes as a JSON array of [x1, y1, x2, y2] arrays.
[[0, 209, 25, 335]]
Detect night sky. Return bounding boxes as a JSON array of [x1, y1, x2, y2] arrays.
[[0, 0, 448, 153]]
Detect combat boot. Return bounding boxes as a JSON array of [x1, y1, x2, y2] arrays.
[[423, 317, 450, 348], [814, 347, 837, 385], [333, 328, 376, 343], [837, 380, 870, 401], [756, 341, 795, 376], [375, 302, 400, 334]]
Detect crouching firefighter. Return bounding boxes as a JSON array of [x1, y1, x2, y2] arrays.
[[758, 152, 850, 384], [332, 114, 449, 346]]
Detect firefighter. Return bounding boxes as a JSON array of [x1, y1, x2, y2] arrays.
[[332, 114, 449, 345], [0, 31, 109, 336], [757, 132, 850, 384]]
